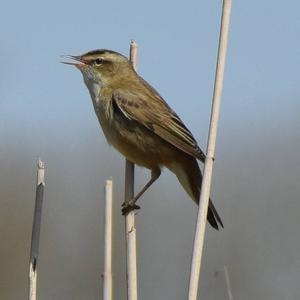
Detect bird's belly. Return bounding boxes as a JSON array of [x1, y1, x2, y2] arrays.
[[98, 113, 169, 170]]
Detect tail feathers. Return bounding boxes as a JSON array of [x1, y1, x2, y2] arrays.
[[167, 158, 223, 230], [208, 200, 224, 230], [207, 206, 219, 230]]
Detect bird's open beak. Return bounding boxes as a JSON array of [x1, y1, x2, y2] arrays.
[[60, 55, 86, 69]]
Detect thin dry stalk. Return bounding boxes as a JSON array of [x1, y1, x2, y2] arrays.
[[224, 265, 233, 300], [103, 179, 113, 300], [124, 40, 138, 300], [29, 159, 45, 300], [188, 1, 233, 299]]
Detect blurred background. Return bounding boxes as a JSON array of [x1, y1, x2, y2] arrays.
[[1, 0, 299, 299]]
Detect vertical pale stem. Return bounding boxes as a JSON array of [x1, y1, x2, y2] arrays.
[[224, 266, 233, 300], [29, 159, 45, 300], [124, 40, 138, 300], [188, 1, 232, 299], [103, 179, 113, 300]]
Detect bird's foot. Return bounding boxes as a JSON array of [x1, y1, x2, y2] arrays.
[[121, 201, 140, 215]]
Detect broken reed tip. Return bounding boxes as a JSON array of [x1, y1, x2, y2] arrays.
[[105, 179, 113, 187], [37, 158, 45, 169], [130, 40, 137, 47]]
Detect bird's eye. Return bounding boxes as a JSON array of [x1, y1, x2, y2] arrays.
[[94, 58, 103, 66]]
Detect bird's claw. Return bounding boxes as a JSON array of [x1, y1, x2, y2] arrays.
[[121, 202, 140, 215]]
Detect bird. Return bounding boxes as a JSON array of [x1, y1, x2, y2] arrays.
[[63, 49, 223, 229]]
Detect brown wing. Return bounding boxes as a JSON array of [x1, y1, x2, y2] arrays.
[[112, 88, 206, 161]]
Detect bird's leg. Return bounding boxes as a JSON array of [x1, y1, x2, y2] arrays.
[[122, 169, 161, 215]]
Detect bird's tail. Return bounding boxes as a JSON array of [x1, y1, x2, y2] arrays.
[[167, 156, 223, 230]]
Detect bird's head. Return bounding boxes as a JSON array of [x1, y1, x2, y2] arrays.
[[62, 49, 134, 88]]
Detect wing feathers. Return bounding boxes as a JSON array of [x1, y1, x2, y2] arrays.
[[113, 89, 206, 161]]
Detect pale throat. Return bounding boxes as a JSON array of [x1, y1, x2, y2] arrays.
[[82, 73, 103, 105]]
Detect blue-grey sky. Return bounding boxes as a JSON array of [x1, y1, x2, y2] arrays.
[[1, 0, 300, 299], [1, 0, 298, 139]]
